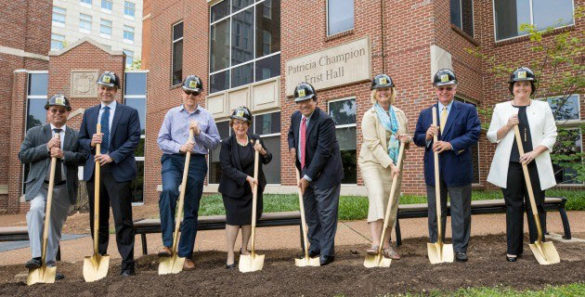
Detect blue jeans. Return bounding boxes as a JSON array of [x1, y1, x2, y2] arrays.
[[159, 154, 207, 258]]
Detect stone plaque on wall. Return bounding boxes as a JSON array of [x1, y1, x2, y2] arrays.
[[285, 37, 371, 96], [70, 70, 99, 98]]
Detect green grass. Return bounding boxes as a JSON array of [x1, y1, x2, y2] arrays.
[[372, 283, 585, 297], [196, 188, 585, 220]]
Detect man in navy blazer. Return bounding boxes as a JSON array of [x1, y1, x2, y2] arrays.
[[78, 71, 141, 276], [414, 69, 481, 262], [287, 82, 343, 266]]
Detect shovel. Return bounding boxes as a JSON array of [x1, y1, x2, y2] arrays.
[[158, 129, 194, 274], [294, 168, 320, 267], [364, 141, 406, 268], [239, 140, 265, 272], [27, 152, 59, 285], [513, 126, 560, 265], [427, 106, 454, 264], [83, 124, 110, 282]]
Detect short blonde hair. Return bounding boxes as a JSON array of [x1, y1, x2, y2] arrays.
[[370, 87, 396, 105]]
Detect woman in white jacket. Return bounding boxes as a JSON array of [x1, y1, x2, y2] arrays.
[[486, 67, 557, 262]]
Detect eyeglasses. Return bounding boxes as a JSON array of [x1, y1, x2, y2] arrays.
[[184, 90, 200, 96], [437, 86, 453, 91], [49, 109, 67, 114]]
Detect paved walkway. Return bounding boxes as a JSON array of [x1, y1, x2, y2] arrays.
[[0, 211, 583, 266]]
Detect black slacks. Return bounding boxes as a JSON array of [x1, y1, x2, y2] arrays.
[[502, 162, 546, 256], [87, 165, 135, 271]]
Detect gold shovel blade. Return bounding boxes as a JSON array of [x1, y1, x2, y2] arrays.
[[294, 256, 320, 267], [427, 242, 454, 264], [529, 241, 560, 265], [363, 253, 392, 268], [83, 254, 110, 282], [26, 265, 56, 286], [158, 255, 186, 275], [238, 253, 265, 273]]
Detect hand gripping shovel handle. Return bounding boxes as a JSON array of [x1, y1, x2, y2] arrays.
[[295, 169, 311, 259], [171, 129, 195, 252], [432, 107, 443, 245], [250, 140, 260, 255], [93, 124, 101, 253]]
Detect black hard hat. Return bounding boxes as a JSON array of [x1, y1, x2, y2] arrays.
[[293, 82, 316, 102], [45, 94, 72, 111], [433, 69, 457, 86], [508, 67, 536, 95], [230, 106, 252, 123], [97, 71, 120, 88], [371, 74, 395, 90], [182, 75, 203, 93]]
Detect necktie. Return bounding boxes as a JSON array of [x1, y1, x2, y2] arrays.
[[52, 128, 63, 183], [100, 106, 110, 154], [440, 106, 448, 133], [300, 117, 307, 169]]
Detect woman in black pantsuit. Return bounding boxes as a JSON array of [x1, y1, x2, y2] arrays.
[[218, 106, 272, 268], [487, 67, 557, 262]]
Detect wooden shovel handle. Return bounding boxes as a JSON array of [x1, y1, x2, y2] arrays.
[[432, 107, 443, 245], [41, 156, 57, 264], [171, 129, 194, 252], [93, 124, 101, 253], [250, 140, 260, 254], [295, 168, 311, 258]]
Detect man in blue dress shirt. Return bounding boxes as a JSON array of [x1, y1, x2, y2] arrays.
[[156, 75, 220, 270]]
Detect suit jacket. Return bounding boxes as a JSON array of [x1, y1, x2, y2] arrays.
[[19, 124, 87, 204], [287, 107, 343, 188], [486, 100, 557, 190], [218, 134, 272, 198], [414, 100, 481, 186], [358, 106, 408, 168], [78, 103, 141, 182]]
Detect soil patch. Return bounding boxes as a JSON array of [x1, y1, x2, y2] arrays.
[[1, 234, 584, 297]]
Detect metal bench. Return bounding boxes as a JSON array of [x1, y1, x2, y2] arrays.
[[0, 226, 61, 260], [133, 211, 303, 255], [394, 197, 572, 246]]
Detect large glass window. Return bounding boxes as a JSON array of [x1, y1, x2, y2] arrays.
[[51, 33, 65, 50], [327, 0, 354, 36], [124, 1, 136, 17], [100, 19, 112, 37], [209, 121, 230, 183], [125, 72, 147, 203], [329, 98, 357, 183], [124, 25, 135, 42], [209, 0, 280, 93], [172, 22, 183, 86], [52, 6, 66, 26], [548, 95, 583, 185], [456, 97, 480, 184], [494, 0, 574, 41], [451, 0, 473, 37], [124, 50, 134, 68], [79, 13, 92, 32]]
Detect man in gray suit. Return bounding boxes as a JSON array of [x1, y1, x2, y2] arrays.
[[19, 94, 86, 279]]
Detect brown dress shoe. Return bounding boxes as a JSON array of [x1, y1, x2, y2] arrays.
[[183, 259, 196, 271], [157, 246, 172, 257]]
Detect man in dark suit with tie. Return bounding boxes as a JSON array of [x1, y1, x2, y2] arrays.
[[78, 71, 141, 276], [287, 82, 343, 266], [19, 94, 86, 279], [414, 69, 481, 262]]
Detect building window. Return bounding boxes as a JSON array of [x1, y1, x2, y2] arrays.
[[79, 13, 92, 32], [328, 98, 357, 183], [51, 33, 65, 50], [456, 97, 480, 184], [209, 0, 281, 93], [124, 50, 134, 68], [327, 0, 354, 36], [101, 0, 113, 11], [209, 111, 281, 184], [547, 95, 583, 185], [494, 0, 574, 41], [100, 19, 112, 38], [125, 72, 148, 203], [52, 6, 66, 26], [124, 25, 135, 42], [124, 1, 136, 17], [451, 0, 473, 37], [172, 22, 184, 86], [80, 0, 92, 6]]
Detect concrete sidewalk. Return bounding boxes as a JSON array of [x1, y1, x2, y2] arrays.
[[0, 211, 584, 266]]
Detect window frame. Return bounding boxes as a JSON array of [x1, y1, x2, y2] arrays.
[[451, 0, 474, 37], [123, 25, 135, 43], [124, 49, 134, 68], [492, 0, 576, 42], [79, 13, 92, 33], [51, 33, 65, 50], [52, 6, 66, 27], [208, 0, 281, 94], [326, 0, 355, 37], [101, 0, 113, 12], [171, 21, 184, 87], [327, 96, 357, 184], [124, 1, 136, 18], [100, 18, 113, 39]]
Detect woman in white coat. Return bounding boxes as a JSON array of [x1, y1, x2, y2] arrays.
[[486, 67, 557, 262], [358, 74, 410, 259]]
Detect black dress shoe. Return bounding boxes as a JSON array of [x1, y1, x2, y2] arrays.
[[225, 263, 236, 269], [308, 250, 320, 258], [55, 272, 65, 280], [25, 258, 42, 270], [455, 252, 468, 262], [506, 255, 518, 262], [120, 269, 135, 277], [320, 256, 335, 266]]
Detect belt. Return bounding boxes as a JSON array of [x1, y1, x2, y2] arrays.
[[44, 180, 66, 186]]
